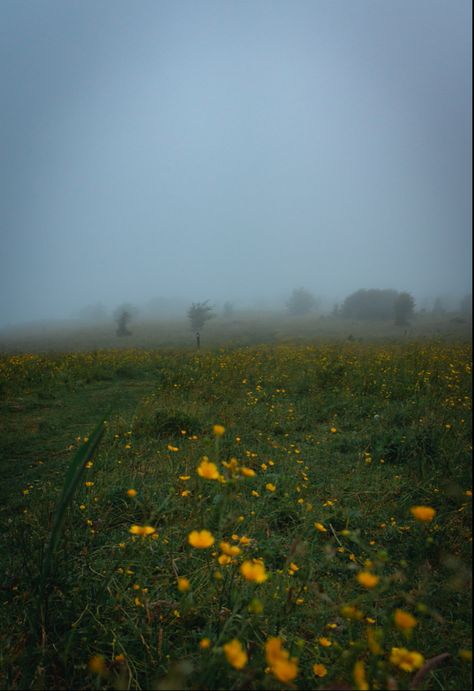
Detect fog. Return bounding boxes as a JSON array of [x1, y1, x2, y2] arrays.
[[0, 0, 471, 328]]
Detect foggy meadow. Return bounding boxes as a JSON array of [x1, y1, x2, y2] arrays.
[[0, 2, 471, 691]]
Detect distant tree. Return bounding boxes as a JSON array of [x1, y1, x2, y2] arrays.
[[394, 292, 415, 326], [459, 294, 472, 316], [188, 301, 214, 347], [114, 304, 137, 337], [287, 288, 318, 316], [341, 289, 398, 321]]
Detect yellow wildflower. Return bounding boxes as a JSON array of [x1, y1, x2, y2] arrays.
[[240, 467, 256, 477], [177, 577, 190, 592], [223, 639, 247, 669], [240, 559, 268, 583], [213, 424, 225, 437], [265, 637, 298, 683], [126, 489, 137, 498], [410, 506, 436, 522], [129, 524, 156, 537], [314, 522, 327, 533], [220, 541, 241, 557], [356, 571, 379, 588], [353, 659, 369, 690], [188, 530, 215, 548], [394, 609, 417, 631], [88, 655, 106, 676], [318, 637, 332, 647], [390, 647, 424, 672], [265, 483, 276, 492], [199, 638, 211, 649], [313, 663, 327, 677], [197, 458, 219, 480]]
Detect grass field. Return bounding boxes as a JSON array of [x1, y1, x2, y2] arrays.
[[0, 341, 472, 690]]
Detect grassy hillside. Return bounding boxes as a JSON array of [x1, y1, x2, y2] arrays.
[[0, 342, 472, 690]]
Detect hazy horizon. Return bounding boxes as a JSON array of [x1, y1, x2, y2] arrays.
[[1, 0, 471, 328]]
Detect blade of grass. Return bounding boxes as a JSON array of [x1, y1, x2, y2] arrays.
[[39, 418, 106, 598]]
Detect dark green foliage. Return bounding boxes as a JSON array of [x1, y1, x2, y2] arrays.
[[187, 301, 214, 331], [342, 288, 399, 320], [394, 292, 415, 326]]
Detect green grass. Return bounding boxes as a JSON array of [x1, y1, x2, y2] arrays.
[[0, 342, 471, 690]]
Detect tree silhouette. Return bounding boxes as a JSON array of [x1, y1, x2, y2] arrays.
[[287, 288, 318, 316], [187, 301, 214, 347], [394, 292, 415, 326]]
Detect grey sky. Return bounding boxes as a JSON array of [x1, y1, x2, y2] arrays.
[[0, 0, 471, 325]]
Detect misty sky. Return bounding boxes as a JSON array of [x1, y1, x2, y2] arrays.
[[0, 0, 471, 325]]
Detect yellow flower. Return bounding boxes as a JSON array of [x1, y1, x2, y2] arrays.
[[356, 571, 379, 588], [265, 483, 276, 492], [84, 481, 94, 487], [394, 609, 417, 631], [390, 647, 425, 672], [313, 663, 327, 678], [197, 458, 219, 480], [240, 467, 256, 477], [410, 506, 436, 522], [218, 554, 232, 566], [179, 475, 190, 481], [330, 427, 337, 433], [213, 424, 225, 437], [223, 639, 247, 669], [129, 524, 157, 537], [177, 577, 190, 592], [353, 660, 369, 690], [188, 530, 215, 548], [272, 658, 298, 683], [459, 649, 472, 663], [265, 638, 298, 683], [126, 489, 137, 498], [318, 637, 332, 647], [199, 638, 211, 649], [314, 522, 327, 533], [240, 559, 268, 583], [88, 655, 106, 676], [220, 541, 241, 557]]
